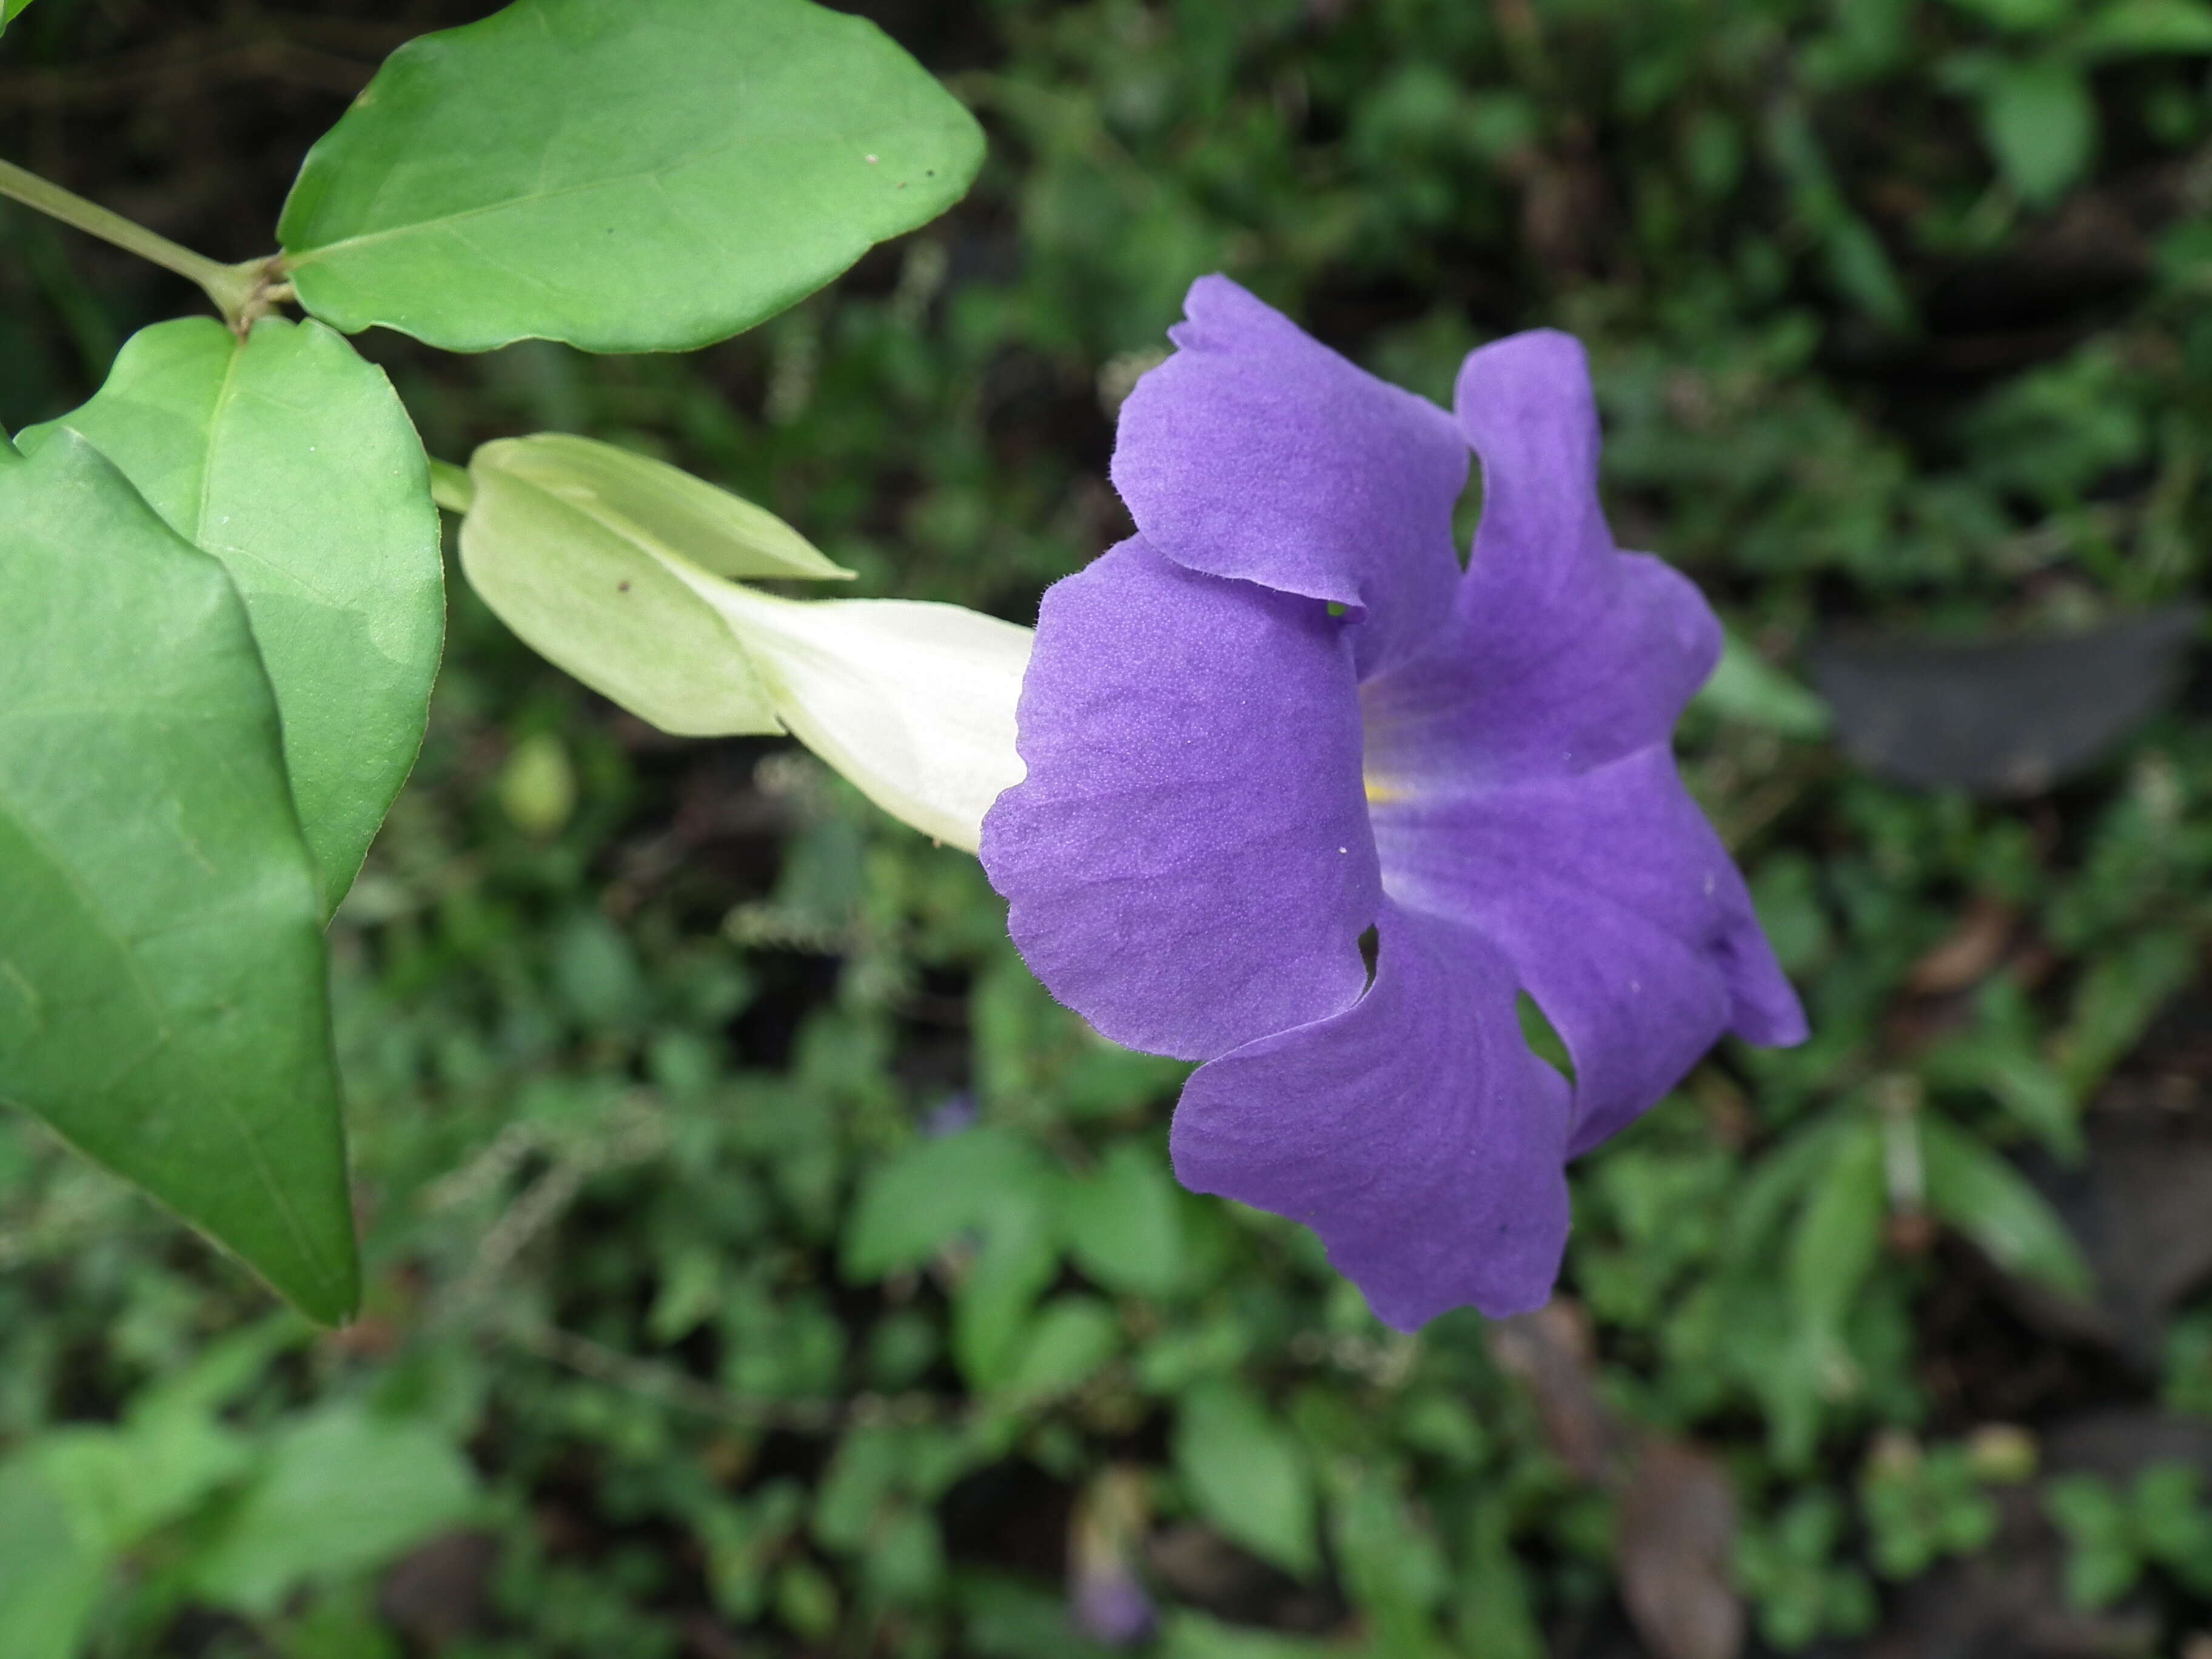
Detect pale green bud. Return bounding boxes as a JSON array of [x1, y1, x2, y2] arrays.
[[458, 432, 1028, 852]]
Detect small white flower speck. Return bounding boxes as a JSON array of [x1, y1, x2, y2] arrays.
[[865, 154, 879, 164]]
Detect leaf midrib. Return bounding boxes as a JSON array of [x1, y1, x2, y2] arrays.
[[287, 118, 902, 265]]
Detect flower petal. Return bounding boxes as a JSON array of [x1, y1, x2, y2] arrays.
[[980, 537, 1378, 1062], [1370, 747, 1806, 1159], [672, 571, 1031, 853], [1170, 901, 1573, 1329], [1362, 551, 1720, 786], [1455, 329, 1610, 570], [1110, 276, 1466, 674], [1362, 330, 1720, 783]]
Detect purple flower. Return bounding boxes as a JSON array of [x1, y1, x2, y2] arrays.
[[979, 278, 1806, 1329], [922, 1090, 980, 1139], [1070, 1564, 1158, 1647]]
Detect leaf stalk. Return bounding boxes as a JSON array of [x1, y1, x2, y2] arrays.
[[0, 155, 280, 333]]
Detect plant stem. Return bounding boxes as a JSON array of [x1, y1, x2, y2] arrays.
[[0, 156, 273, 330]]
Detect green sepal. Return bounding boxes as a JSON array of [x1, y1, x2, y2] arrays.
[[460, 436, 793, 737], [481, 434, 852, 584]]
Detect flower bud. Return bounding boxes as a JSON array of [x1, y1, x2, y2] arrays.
[[661, 561, 1030, 852], [460, 432, 1028, 851]]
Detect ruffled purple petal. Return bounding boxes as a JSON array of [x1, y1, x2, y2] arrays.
[[1369, 746, 1806, 1159], [1361, 330, 1720, 783], [1362, 550, 1720, 786], [1110, 276, 1466, 675], [1455, 329, 1611, 572], [1170, 900, 1573, 1329], [980, 537, 1379, 1062]]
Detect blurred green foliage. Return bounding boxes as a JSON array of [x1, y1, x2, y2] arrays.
[[2046, 1464, 2212, 1606], [5, 0, 2212, 1653]]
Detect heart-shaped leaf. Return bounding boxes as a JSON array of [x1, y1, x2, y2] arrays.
[[0, 432, 359, 1324], [278, 0, 984, 353], [20, 318, 444, 913]]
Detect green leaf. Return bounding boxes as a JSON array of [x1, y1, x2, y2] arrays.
[[996, 1295, 1122, 1403], [0, 0, 36, 37], [811, 1427, 902, 1553], [1456, 1499, 1547, 1659], [0, 1456, 106, 1659], [841, 1127, 1051, 1280], [19, 317, 443, 913], [1332, 1469, 1449, 1624], [278, 0, 985, 354], [1980, 1049, 2079, 1158], [842, 1127, 1067, 1387], [1159, 1613, 1336, 1659], [6, 1322, 302, 1582], [2077, 0, 2212, 56], [188, 1404, 478, 1615], [38, 1421, 249, 1557], [1920, 1113, 2094, 1299], [1173, 1380, 1319, 1578], [0, 432, 359, 1323], [1063, 1142, 1185, 1299], [1921, 979, 2083, 1160], [1761, 98, 1915, 330], [1694, 629, 1833, 738], [1728, 1112, 1853, 1265], [2057, 928, 2197, 1095], [2045, 1475, 2140, 1607], [1979, 59, 2097, 206], [953, 1193, 1061, 1387], [2130, 1464, 2212, 1584], [1787, 1116, 1885, 1354], [1942, 0, 2074, 27]]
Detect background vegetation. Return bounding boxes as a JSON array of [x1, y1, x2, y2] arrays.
[[4, 0, 2212, 1654]]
